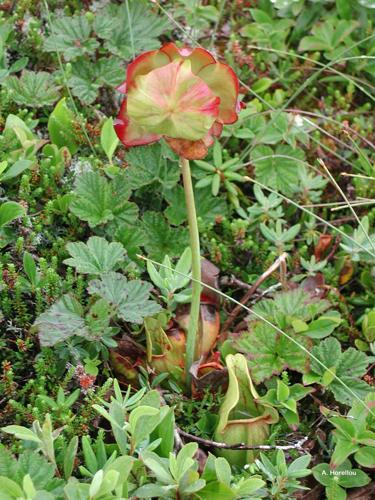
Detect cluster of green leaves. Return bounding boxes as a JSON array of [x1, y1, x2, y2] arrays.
[[232, 289, 343, 383], [33, 236, 161, 355], [2, 381, 304, 500], [42, 0, 169, 104]]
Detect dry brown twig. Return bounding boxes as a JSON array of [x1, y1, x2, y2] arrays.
[[177, 427, 308, 452], [221, 252, 288, 335]]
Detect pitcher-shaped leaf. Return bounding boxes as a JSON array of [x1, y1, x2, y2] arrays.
[[215, 354, 279, 465]]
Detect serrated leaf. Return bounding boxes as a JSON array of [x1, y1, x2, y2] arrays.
[[64, 237, 125, 274], [44, 15, 99, 60], [15, 452, 62, 493], [33, 295, 87, 347], [124, 143, 180, 190], [235, 322, 310, 383], [70, 171, 136, 228], [164, 185, 228, 225], [251, 144, 305, 196], [70, 171, 113, 227], [69, 58, 124, 104], [115, 225, 146, 261], [310, 337, 342, 376], [330, 377, 372, 406], [336, 347, 369, 378], [88, 272, 161, 324], [5, 71, 60, 107], [95, 0, 169, 59], [309, 337, 371, 405], [142, 212, 189, 261]]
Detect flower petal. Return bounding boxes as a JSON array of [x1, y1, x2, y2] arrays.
[[127, 60, 220, 141], [114, 99, 161, 147], [126, 49, 171, 89], [165, 137, 209, 160], [161, 42, 216, 74], [198, 62, 239, 124]]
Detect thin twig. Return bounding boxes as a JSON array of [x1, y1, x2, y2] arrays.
[[220, 275, 252, 290], [177, 428, 308, 451], [221, 253, 288, 334]]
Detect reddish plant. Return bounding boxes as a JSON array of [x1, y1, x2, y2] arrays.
[[114, 43, 240, 160]]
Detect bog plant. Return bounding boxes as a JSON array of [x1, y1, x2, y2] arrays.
[[114, 41, 241, 391]]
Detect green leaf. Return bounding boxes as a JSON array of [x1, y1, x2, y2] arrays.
[[236, 476, 266, 495], [312, 463, 333, 487], [124, 143, 180, 190], [164, 185, 228, 226], [0, 159, 32, 182], [308, 337, 371, 405], [331, 377, 372, 406], [64, 237, 125, 274], [251, 144, 305, 196], [336, 347, 369, 378], [14, 450, 62, 492], [88, 272, 161, 324], [44, 15, 99, 60], [129, 406, 162, 449], [64, 436, 78, 479], [5, 71, 60, 107], [310, 337, 342, 376], [134, 483, 173, 498], [354, 446, 375, 468], [338, 468, 371, 488], [70, 171, 136, 228], [100, 118, 119, 162], [115, 225, 146, 261], [0, 476, 24, 498], [69, 58, 124, 104], [142, 212, 189, 261], [1, 425, 41, 443], [235, 322, 310, 383], [252, 77, 273, 93], [276, 380, 290, 402], [331, 439, 358, 468], [326, 483, 347, 500], [214, 457, 231, 487], [0, 202, 24, 227], [48, 98, 78, 154], [33, 295, 87, 347], [23, 251, 38, 286], [305, 313, 342, 339], [95, 0, 169, 59], [82, 436, 98, 474], [298, 20, 358, 56]]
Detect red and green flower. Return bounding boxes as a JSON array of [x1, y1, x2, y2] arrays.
[[114, 43, 240, 159]]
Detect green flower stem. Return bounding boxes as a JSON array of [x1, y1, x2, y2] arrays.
[[181, 156, 201, 391]]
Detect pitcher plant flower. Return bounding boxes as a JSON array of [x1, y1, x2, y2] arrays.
[[215, 354, 279, 466], [115, 43, 240, 391], [114, 42, 240, 160]]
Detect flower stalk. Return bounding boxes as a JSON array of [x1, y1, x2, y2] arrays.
[[181, 156, 201, 390]]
